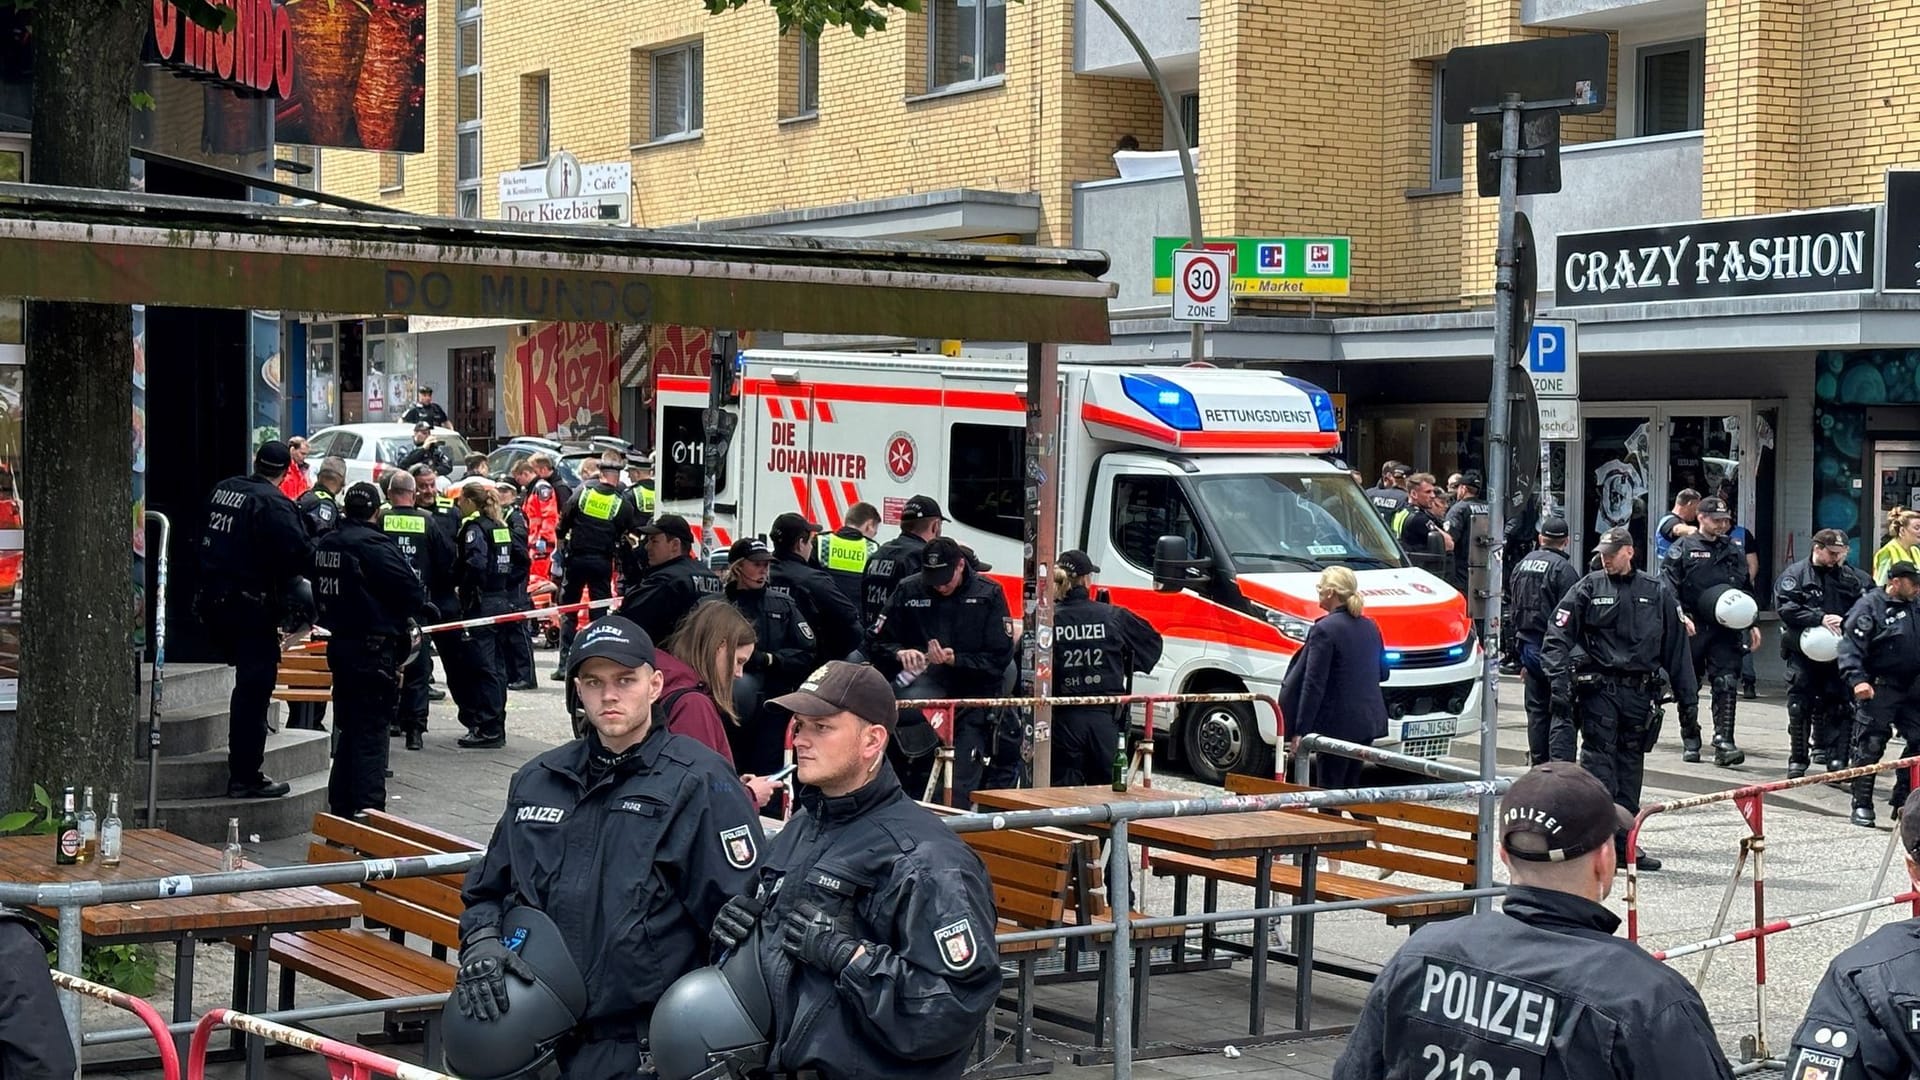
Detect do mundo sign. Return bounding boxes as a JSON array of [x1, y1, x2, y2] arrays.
[[383, 268, 653, 323]]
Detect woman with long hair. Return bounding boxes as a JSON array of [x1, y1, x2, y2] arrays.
[[1278, 565, 1389, 789], [1876, 508, 1920, 584], [665, 603, 784, 806]]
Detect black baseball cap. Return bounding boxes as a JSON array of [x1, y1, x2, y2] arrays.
[[1059, 549, 1101, 576], [901, 495, 945, 523], [418, 384, 435, 395], [728, 537, 774, 562], [1458, 470, 1484, 492], [770, 512, 822, 547], [1697, 496, 1732, 518], [639, 514, 696, 548], [1814, 528, 1850, 551], [1500, 762, 1635, 863], [255, 439, 292, 470], [567, 616, 657, 675], [413, 420, 433, 433], [1538, 515, 1569, 540], [1899, 789, 1920, 859], [1594, 526, 1634, 553], [770, 661, 897, 731], [341, 482, 383, 519], [922, 536, 964, 579], [1889, 560, 1920, 582]]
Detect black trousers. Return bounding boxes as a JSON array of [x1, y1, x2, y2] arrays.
[[442, 624, 506, 737], [1849, 678, 1920, 810], [1310, 753, 1364, 790], [1520, 640, 1575, 764], [215, 604, 281, 787], [1786, 656, 1850, 766], [1575, 681, 1657, 852], [398, 638, 433, 734], [1052, 705, 1121, 787], [556, 559, 613, 656], [502, 580, 536, 684], [326, 636, 402, 818]]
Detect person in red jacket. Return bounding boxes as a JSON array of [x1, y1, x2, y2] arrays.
[[277, 436, 311, 500], [668, 601, 783, 809]]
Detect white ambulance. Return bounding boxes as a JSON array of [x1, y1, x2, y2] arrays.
[[655, 351, 1481, 782]]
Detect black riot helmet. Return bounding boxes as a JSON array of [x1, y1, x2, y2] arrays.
[[441, 907, 588, 1080], [649, 940, 774, 1080], [278, 576, 315, 636]]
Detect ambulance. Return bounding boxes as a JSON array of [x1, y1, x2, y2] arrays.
[[655, 351, 1481, 783]]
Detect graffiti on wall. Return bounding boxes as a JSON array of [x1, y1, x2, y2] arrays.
[[503, 322, 619, 439]]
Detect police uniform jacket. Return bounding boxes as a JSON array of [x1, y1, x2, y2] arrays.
[[755, 762, 1000, 1080], [1789, 918, 1920, 1080], [1663, 533, 1751, 628], [704, 583, 815, 690], [380, 505, 457, 618], [1443, 498, 1489, 589], [0, 907, 77, 1079], [312, 519, 426, 639], [868, 568, 1015, 695], [558, 481, 635, 564], [1541, 569, 1698, 703], [861, 532, 930, 629], [296, 487, 339, 538], [771, 551, 864, 662], [1333, 886, 1733, 1080], [618, 556, 722, 645], [1365, 484, 1408, 523], [1837, 590, 1920, 689], [399, 441, 453, 477], [503, 507, 532, 591], [198, 471, 312, 611], [627, 482, 656, 529], [460, 725, 761, 1028], [817, 526, 878, 613], [401, 401, 449, 427], [1052, 586, 1163, 696], [1777, 558, 1872, 662], [455, 514, 516, 616], [1510, 547, 1581, 645]]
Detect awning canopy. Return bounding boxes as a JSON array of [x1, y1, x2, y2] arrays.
[[0, 184, 1115, 344]]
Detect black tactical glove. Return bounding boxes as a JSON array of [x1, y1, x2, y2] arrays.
[[748, 650, 775, 675], [709, 893, 765, 953], [780, 901, 862, 976], [455, 931, 534, 1022]]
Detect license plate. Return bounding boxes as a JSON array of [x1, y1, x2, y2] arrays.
[[1400, 718, 1454, 741]]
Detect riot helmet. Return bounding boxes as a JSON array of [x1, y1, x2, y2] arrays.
[[1701, 583, 1758, 630], [1800, 625, 1842, 663], [441, 907, 587, 1080], [650, 940, 774, 1080]]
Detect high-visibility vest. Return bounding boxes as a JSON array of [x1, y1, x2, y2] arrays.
[[578, 487, 621, 521], [817, 533, 873, 574], [631, 485, 656, 515]]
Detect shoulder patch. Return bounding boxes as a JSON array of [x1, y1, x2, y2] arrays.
[[720, 824, 757, 870], [1553, 608, 1570, 627], [1788, 1045, 1847, 1080], [934, 918, 979, 972]]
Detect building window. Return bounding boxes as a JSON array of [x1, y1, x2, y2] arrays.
[[797, 32, 820, 116], [928, 0, 1006, 91], [521, 72, 550, 164], [379, 153, 404, 193], [455, 2, 482, 216], [1178, 92, 1199, 147], [947, 422, 1024, 541], [1638, 39, 1704, 136], [1429, 63, 1463, 189], [650, 42, 704, 141]]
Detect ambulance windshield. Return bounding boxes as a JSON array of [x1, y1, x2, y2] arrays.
[[1188, 472, 1406, 573]]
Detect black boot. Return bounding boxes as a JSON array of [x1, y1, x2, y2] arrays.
[[457, 729, 505, 749], [405, 731, 424, 751], [1679, 703, 1702, 762], [1787, 761, 1807, 780], [1852, 804, 1877, 828], [1787, 698, 1812, 777], [1712, 679, 1744, 767]]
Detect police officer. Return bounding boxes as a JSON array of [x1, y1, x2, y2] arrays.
[[1777, 528, 1873, 780], [1663, 495, 1760, 766], [819, 501, 882, 613], [312, 483, 427, 818], [1393, 473, 1453, 559], [868, 537, 1017, 806], [197, 439, 312, 799], [1510, 516, 1581, 764], [1365, 460, 1409, 524], [297, 456, 346, 538], [709, 536, 816, 775], [1050, 550, 1162, 785], [401, 383, 449, 428], [1543, 526, 1697, 871], [451, 479, 515, 749], [1443, 470, 1489, 594], [459, 616, 761, 1079], [0, 906, 76, 1077], [625, 453, 656, 528], [552, 459, 637, 680], [1333, 762, 1734, 1080], [769, 511, 864, 663], [618, 514, 722, 646], [1788, 790, 1920, 1078], [706, 661, 1000, 1080], [380, 470, 454, 751], [412, 464, 461, 528], [1838, 561, 1920, 828], [400, 421, 454, 477], [495, 478, 539, 692], [862, 494, 944, 630]]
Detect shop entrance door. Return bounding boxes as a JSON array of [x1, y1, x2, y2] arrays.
[[1580, 411, 1656, 570], [1873, 443, 1920, 521], [450, 347, 495, 441]]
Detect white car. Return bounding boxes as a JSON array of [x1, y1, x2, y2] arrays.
[[303, 423, 476, 488]]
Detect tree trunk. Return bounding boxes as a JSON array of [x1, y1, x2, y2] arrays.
[[8, 0, 146, 807]]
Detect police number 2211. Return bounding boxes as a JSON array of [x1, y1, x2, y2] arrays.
[[1420, 1046, 1526, 1080]]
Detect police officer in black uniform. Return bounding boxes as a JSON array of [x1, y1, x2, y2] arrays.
[[197, 439, 312, 799], [380, 470, 454, 751], [1664, 495, 1760, 766], [297, 456, 345, 538], [1777, 528, 1873, 780], [1050, 549, 1163, 785], [625, 453, 657, 529], [706, 661, 1000, 1080], [494, 478, 539, 692], [1788, 789, 1920, 1079], [1443, 470, 1488, 594], [708, 536, 817, 775], [1838, 561, 1920, 828], [1333, 762, 1734, 1080], [312, 483, 427, 818], [450, 479, 515, 749], [819, 501, 882, 614], [459, 616, 761, 1080], [1543, 526, 1697, 871], [769, 511, 864, 663], [401, 384, 449, 428], [618, 514, 722, 646], [552, 460, 638, 679], [399, 422, 455, 477], [861, 494, 943, 630], [868, 537, 1016, 806], [1510, 515, 1582, 764], [1365, 460, 1409, 524], [0, 906, 76, 1077]]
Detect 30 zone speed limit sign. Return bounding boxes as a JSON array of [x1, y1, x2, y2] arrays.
[[1173, 248, 1231, 324]]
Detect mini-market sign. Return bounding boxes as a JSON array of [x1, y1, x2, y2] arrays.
[[1152, 236, 1351, 297]]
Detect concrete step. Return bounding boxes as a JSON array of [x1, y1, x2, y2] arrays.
[[153, 771, 329, 844], [140, 663, 234, 714], [147, 700, 284, 758], [149, 728, 332, 800]]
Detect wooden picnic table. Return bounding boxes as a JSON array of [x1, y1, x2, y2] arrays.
[[970, 786, 1372, 1042], [0, 829, 358, 1078]]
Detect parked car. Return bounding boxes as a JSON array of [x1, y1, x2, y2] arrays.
[[487, 435, 630, 487], [304, 423, 475, 487]]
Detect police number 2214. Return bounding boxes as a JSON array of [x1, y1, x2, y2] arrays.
[[1420, 1046, 1525, 1080]]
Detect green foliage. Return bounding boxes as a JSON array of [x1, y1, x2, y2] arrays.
[[703, 0, 922, 38], [3, 787, 159, 997], [0, 784, 53, 836], [129, 91, 155, 113]]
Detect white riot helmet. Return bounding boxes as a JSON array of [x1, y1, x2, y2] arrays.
[[1703, 584, 1758, 630], [1800, 625, 1842, 663]]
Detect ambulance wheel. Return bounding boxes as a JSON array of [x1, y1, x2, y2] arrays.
[[1181, 700, 1273, 785]]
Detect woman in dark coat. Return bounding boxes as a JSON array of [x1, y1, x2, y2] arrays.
[[1280, 565, 1390, 789]]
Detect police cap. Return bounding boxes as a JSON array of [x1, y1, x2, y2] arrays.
[[1813, 528, 1850, 551], [1594, 526, 1634, 553], [769, 512, 821, 549], [728, 537, 774, 563], [639, 514, 696, 548], [341, 483, 382, 520], [900, 494, 946, 523], [1499, 762, 1634, 863], [770, 661, 896, 731], [1697, 496, 1733, 519], [255, 439, 292, 471], [413, 420, 433, 433], [1888, 560, 1920, 583], [1058, 549, 1101, 576], [921, 537, 964, 579], [1457, 469, 1484, 493], [566, 616, 657, 676], [1537, 515, 1569, 540]]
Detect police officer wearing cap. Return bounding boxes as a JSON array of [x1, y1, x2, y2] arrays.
[[1789, 791, 1920, 1078], [459, 616, 762, 1079], [400, 421, 454, 477], [494, 479, 539, 692], [769, 512, 864, 664], [1050, 550, 1163, 785], [197, 439, 313, 799], [1543, 526, 1697, 871], [380, 470, 454, 751], [312, 483, 428, 818], [1663, 495, 1761, 766], [1510, 515, 1581, 764], [619, 513, 723, 646], [1777, 528, 1873, 780], [819, 501, 882, 613], [1334, 762, 1734, 1080], [625, 454, 657, 528], [1442, 470, 1488, 594], [705, 661, 1000, 1080], [1838, 561, 1920, 828], [552, 459, 638, 681], [1365, 461, 1410, 525], [862, 495, 944, 631], [402, 384, 449, 428], [450, 479, 515, 749], [869, 536, 1016, 806], [708, 537, 817, 776], [297, 456, 346, 538], [0, 905, 75, 1077]]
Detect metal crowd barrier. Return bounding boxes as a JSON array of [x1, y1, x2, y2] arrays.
[[50, 970, 181, 1080], [187, 1008, 454, 1080]]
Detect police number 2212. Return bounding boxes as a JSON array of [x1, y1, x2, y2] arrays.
[[1420, 1046, 1526, 1080]]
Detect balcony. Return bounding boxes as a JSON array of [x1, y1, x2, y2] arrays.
[[1073, 172, 1188, 312], [1519, 131, 1701, 296], [1076, 0, 1198, 78], [1523, 0, 1703, 29]]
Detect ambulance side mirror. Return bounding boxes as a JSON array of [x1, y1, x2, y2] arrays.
[[1151, 535, 1212, 594]]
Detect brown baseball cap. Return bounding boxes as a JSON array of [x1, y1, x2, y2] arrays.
[[769, 661, 897, 731], [1594, 526, 1634, 553], [1499, 762, 1635, 862], [1814, 528, 1850, 551]]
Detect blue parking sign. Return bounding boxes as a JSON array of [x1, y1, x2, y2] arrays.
[[1527, 325, 1567, 373]]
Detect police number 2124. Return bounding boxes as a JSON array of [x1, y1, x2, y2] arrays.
[[1420, 1046, 1526, 1080]]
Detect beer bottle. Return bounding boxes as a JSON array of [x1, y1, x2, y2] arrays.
[[99, 793, 123, 868], [222, 818, 243, 872], [1111, 731, 1130, 792], [76, 786, 98, 864], [55, 787, 80, 866]]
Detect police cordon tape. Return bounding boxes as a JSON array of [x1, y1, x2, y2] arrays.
[[1648, 889, 1920, 964], [286, 595, 623, 651], [48, 971, 180, 1080], [187, 1007, 453, 1080]]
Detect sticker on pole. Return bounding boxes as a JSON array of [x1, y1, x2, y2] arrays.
[[1173, 248, 1232, 325]]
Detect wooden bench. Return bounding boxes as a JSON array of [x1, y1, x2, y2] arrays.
[[950, 821, 1073, 1076], [273, 644, 333, 706], [1150, 774, 1480, 930]]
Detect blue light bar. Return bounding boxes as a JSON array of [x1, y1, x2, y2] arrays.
[[1384, 650, 1404, 664], [1448, 646, 1465, 658], [1120, 373, 1202, 431], [1280, 376, 1339, 432]]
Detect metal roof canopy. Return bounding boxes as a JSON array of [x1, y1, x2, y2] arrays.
[[0, 184, 1115, 344]]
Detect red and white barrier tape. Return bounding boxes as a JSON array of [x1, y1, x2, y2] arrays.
[[1651, 890, 1920, 962], [289, 595, 620, 651]]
